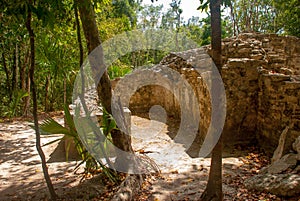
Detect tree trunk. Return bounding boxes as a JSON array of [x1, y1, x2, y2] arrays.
[[200, 0, 223, 200], [63, 77, 67, 106], [76, 0, 112, 112], [20, 47, 29, 91], [1, 51, 11, 95], [12, 43, 19, 92], [23, 69, 31, 117], [44, 75, 50, 112], [74, 2, 84, 67], [229, 2, 237, 36], [76, 0, 134, 167], [25, 3, 57, 200], [22, 47, 30, 116]]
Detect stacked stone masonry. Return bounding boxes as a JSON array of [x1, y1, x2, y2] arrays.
[[115, 33, 300, 154]]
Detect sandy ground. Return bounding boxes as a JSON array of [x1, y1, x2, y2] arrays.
[[131, 115, 244, 201], [0, 117, 84, 200], [0, 114, 292, 201]]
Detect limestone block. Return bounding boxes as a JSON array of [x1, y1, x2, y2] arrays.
[[250, 54, 264, 60], [279, 67, 293, 75], [262, 42, 270, 48], [238, 47, 252, 55], [264, 74, 291, 82]]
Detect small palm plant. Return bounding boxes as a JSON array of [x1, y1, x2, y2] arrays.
[[38, 105, 118, 182], [3, 89, 29, 117]]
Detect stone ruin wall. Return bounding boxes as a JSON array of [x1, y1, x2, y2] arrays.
[[116, 33, 300, 154], [218, 33, 300, 153], [258, 74, 300, 153]]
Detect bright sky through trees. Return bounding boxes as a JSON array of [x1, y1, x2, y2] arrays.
[[142, 0, 206, 22]]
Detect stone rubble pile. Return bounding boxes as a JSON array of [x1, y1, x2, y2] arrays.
[[245, 136, 300, 197]]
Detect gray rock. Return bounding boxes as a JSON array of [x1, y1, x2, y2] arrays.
[[292, 136, 300, 154], [245, 173, 300, 197], [261, 153, 298, 174], [292, 165, 300, 174]]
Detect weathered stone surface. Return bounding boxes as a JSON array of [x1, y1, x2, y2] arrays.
[[262, 153, 298, 174], [246, 136, 300, 197], [113, 33, 300, 154], [293, 136, 300, 153], [245, 173, 300, 197], [258, 72, 300, 154]]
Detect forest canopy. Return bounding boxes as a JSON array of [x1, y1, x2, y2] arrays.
[[0, 0, 299, 118]]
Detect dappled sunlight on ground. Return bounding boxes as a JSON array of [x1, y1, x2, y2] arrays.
[[0, 115, 296, 200], [0, 118, 82, 200]]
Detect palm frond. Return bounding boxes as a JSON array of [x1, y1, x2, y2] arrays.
[[63, 105, 76, 134], [39, 117, 74, 137]]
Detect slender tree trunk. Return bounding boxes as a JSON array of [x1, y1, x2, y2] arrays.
[[229, 2, 237, 36], [74, 0, 85, 110], [12, 44, 18, 91], [63, 77, 67, 106], [45, 75, 50, 111], [74, 0, 86, 119], [20, 47, 29, 91], [23, 69, 31, 116], [249, 1, 253, 31], [74, 2, 84, 67], [16, 43, 19, 89], [19, 44, 28, 113], [200, 0, 223, 200], [76, 0, 134, 168], [1, 51, 11, 95], [25, 3, 57, 200], [22, 48, 30, 116]]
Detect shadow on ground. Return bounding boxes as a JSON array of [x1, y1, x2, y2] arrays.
[[133, 112, 253, 159]]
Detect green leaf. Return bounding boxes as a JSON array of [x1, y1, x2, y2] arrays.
[[39, 117, 74, 136], [197, 0, 209, 11], [63, 104, 76, 133]]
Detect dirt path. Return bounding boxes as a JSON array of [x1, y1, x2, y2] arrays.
[[0, 118, 83, 200], [131, 115, 244, 201], [0, 115, 287, 200]]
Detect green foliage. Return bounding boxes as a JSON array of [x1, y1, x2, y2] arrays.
[[274, 0, 300, 37], [231, 0, 276, 33], [197, 0, 231, 11], [197, 0, 299, 37], [139, 4, 164, 29], [199, 14, 211, 45], [227, 0, 299, 36], [111, 0, 142, 28], [1, 90, 29, 118], [0, 0, 299, 119], [38, 105, 118, 181], [101, 107, 118, 137], [35, 25, 78, 110], [108, 60, 132, 79]]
